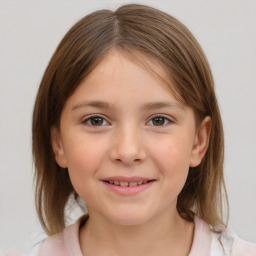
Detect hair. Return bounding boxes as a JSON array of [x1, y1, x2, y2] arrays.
[[32, 4, 228, 235]]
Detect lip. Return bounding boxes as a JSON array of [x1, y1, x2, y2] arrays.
[[102, 176, 153, 182], [101, 176, 156, 196]]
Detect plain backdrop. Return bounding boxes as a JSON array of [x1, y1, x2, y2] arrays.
[[0, 0, 255, 254]]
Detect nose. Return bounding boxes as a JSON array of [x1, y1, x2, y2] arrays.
[[109, 125, 147, 166]]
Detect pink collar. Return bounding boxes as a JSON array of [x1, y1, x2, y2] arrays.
[[41, 214, 211, 255], [189, 215, 212, 256]]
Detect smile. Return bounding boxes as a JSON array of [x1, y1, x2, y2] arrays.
[[102, 176, 156, 195], [104, 180, 153, 187]]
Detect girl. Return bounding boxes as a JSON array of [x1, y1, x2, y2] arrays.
[[5, 3, 256, 256]]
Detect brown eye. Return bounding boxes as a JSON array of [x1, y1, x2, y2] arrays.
[[152, 117, 165, 126], [90, 117, 104, 126], [149, 116, 171, 126], [83, 116, 108, 126]]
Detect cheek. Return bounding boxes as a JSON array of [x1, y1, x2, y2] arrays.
[[153, 136, 192, 170], [63, 135, 107, 194], [151, 136, 192, 193], [64, 133, 107, 166]]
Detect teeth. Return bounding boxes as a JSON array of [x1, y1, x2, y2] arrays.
[[129, 182, 138, 187], [120, 181, 129, 187], [107, 180, 151, 186]]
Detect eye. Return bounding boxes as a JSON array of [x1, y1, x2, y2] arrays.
[[82, 115, 109, 127], [148, 115, 172, 126]]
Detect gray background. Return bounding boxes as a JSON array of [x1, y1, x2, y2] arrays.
[[0, 0, 255, 253]]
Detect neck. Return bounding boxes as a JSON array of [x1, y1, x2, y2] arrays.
[[79, 209, 194, 256]]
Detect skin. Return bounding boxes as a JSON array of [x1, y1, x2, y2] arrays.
[[51, 50, 211, 256]]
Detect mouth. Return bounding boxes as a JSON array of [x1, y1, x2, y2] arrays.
[[103, 180, 155, 187], [102, 176, 156, 195]]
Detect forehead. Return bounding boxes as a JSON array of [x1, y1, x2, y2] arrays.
[[79, 49, 183, 102], [71, 50, 174, 101]]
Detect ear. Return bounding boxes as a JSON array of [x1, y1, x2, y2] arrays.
[[50, 126, 68, 168], [189, 116, 211, 167]]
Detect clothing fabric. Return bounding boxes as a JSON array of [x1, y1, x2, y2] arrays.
[[3, 215, 256, 256]]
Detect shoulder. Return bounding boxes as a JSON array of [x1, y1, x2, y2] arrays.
[[1, 249, 25, 256], [38, 215, 87, 256], [211, 226, 256, 256], [227, 230, 256, 256], [192, 216, 256, 256], [2, 215, 88, 256], [38, 231, 66, 256]]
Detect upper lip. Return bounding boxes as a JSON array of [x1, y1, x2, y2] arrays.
[[102, 176, 155, 182]]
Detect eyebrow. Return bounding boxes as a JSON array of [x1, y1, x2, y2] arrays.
[[72, 100, 184, 111]]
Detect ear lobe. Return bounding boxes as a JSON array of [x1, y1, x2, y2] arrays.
[[50, 126, 68, 168], [189, 116, 211, 167]]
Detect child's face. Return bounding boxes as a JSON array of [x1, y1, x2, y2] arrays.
[[51, 50, 210, 225]]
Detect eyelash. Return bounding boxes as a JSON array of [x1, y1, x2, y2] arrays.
[[82, 114, 173, 127]]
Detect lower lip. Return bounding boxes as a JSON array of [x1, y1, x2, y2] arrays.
[[102, 181, 155, 196]]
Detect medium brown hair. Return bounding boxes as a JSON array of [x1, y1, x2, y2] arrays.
[[33, 4, 228, 235]]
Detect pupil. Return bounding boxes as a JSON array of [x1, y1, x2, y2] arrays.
[[92, 117, 103, 126], [153, 117, 164, 126]]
